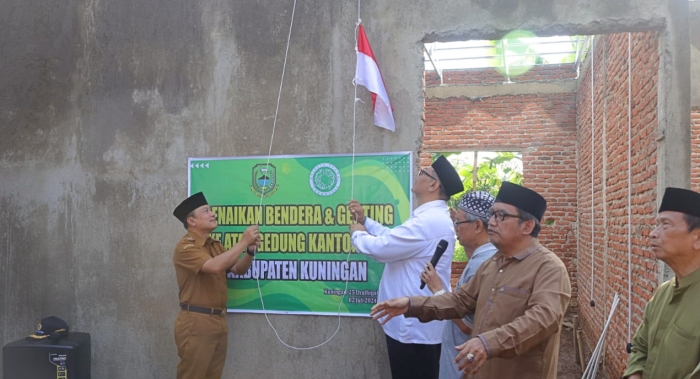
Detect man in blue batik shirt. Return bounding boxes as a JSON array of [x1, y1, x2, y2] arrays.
[[421, 191, 497, 379]]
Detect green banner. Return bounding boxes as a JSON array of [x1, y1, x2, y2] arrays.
[[188, 152, 412, 316]]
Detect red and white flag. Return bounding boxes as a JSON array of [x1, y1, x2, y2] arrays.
[[355, 24, 395, 132]]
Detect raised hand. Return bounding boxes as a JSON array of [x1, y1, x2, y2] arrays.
[[420, 263, 444, 294], [347, 200, 365, 225], [370, 297, 410, 325], [242, 225, 260, 246]]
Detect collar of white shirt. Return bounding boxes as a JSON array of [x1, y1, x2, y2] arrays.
[[413, 199, 448, 215]]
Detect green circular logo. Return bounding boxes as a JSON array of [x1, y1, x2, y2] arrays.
[[309, 163, 341, 196]]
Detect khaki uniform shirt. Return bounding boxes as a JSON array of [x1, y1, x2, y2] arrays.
[[624, 267, 700, 379], [406, 242, 571, 379], [173, 232, 228, 310]]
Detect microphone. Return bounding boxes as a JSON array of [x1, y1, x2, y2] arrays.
[[420, 239, 449, 290]]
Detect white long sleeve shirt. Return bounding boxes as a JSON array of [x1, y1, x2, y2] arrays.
[[352, 200, 455, 344]]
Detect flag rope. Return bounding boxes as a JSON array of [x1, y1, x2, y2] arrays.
[[351, 14, 361, 202], [249, 0, 359, 351], [590, 36, 596, 308]]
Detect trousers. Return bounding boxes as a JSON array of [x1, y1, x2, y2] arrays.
[[174, 310, 228, 379], [385, 334, 442, 379]]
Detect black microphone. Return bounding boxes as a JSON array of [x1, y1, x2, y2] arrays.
[[420, 239, 449, 290]]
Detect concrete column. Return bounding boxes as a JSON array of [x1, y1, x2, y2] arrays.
[[656, 0, 691, 282], [691, 2, 700, 109]]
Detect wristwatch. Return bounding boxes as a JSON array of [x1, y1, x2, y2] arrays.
[[433, 289, 446, 296], [245, 246, 256, 257]]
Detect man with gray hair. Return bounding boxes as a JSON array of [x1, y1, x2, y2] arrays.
[[624, 187, 700, 379], [421, 191, 497, 379]]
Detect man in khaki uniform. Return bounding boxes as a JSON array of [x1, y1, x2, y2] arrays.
[[172, 192, 260, 379], [370, 182, 571, 379], [624, 187, 700, 379]]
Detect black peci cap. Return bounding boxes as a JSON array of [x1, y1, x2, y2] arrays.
[[431, 156, 464, 197], [494, 182, 547, 221], [173, 192, 208, 223], [658, 187, 700, 218]]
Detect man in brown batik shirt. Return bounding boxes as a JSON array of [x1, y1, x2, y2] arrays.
[[370, 182, 571, 379]]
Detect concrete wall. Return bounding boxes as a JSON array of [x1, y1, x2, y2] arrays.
[[691, 2, 700, 108], [0, 0, 684, 378]]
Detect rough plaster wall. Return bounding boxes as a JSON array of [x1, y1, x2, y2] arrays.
[[576, 31, 661, 379], [691, 2, 700, 108], [0, 1, 401, 377], [0, 0, 682, 378]]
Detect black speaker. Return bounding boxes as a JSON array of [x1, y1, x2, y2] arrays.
[[3, 332, 91, 379]]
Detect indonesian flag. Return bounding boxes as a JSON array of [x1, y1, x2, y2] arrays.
[[355, 24, 395, 132]]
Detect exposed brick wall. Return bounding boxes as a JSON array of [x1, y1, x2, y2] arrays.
[[422, 30, 662, 378], [420, 92, 579, 307], [692, 108, 700, 192], [575, 31, 660, 379], [450, 261, 467, 290], [425, 64, 577, 86]]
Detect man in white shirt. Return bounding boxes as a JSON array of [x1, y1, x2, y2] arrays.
[[348, 155, 464, 379]]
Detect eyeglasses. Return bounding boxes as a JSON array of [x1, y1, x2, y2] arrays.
[[454, 220, 475, 227], [419, 169, 438, 181], [488, 209, 522, 222]]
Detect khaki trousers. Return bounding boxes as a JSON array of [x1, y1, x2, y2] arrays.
[[174, 310, 228, 379]]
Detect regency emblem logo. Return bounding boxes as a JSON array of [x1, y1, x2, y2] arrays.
[[250, 163, 279, 198]]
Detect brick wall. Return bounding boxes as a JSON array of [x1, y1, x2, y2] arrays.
[[422, 30, 662, 378], [575, 31, 660, 379], [692, 108, 700, 192], [450, 261, 467, 289], [425, 64, 578, 86], [421, 85, 579, 308]]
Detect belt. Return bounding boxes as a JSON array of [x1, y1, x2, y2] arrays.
[[180, 304, 225, 316]]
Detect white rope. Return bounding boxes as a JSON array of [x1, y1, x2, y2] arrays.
[[627, 32, 633, 350], [582, 293, 621, 379], [351, 1, 361, 201], [249, 0, 355, 350], [589, 35, 596, 306]]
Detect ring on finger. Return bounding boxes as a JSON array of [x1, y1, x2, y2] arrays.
[[466, 353, 475, 362]]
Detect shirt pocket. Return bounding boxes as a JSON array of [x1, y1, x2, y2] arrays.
[[493, 286, 531, 324], [658, 322, 700, 378], [672, 312, 698, 340], [671, 321, 695, 340]]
